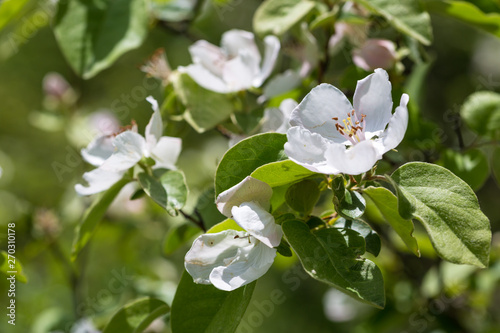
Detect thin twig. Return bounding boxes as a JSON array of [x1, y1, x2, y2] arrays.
[[180, 209, 206, 232]]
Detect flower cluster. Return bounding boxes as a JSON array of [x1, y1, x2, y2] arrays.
[[75, 97, 182, 195], [185, 177, 282, 291]]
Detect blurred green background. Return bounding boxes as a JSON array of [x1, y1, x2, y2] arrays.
[[1, 0, 500, 332]]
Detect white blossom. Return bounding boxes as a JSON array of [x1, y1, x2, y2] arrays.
[[180, 30, 280, 93], [284, 68, 409, 175], [75, 97, 182, 195], [185, 177, 282, 291]]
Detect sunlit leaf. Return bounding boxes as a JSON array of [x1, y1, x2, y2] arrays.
[[215, 133, 287, 196], [391, 162, 491, 267], [363, 186, 419, 256], [251, 160, 318, 188], [0, 250, 27, 283]]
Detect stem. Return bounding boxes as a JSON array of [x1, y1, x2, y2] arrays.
[[49, 240, 80, 318], [180, 209, 206, 232], [453, 114, 465, 151]]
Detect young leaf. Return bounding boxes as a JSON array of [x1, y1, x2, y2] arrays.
[[160, 170, 188, 216], [163, 223, 202, 255], [460, 91, 500, 139], [425, 0, 500, 39], [172, 72, 234, 133], [0, 250, 27, 283], [171, 271, 256, 333], [71, 177, 129, 261], [332, 218, 381, 257], [251, 160, 318, 188], [331, 177, 366, 219], [138, 171, 188, 216], [253, 0, 316, 37], [53, 0, 148, 79], [391, 162, 491, 267], [285, 179, 320, 215], [0, 0, 31, 32], [102, 297, 170, 333], [352, 0, 433, 45], [439, 149, 489, 191], [363, 187, 420, 256], [283, 220, 385, 308], [215, 133, 287, 196]]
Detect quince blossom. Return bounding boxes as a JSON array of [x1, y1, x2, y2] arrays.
[[284, 68, 409, 175], [185, 177, 282, 291], [75, 97, 181, 195], [180, 29, 280, 93]]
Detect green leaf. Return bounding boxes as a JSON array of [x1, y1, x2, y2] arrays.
[[138, 173, 168, 209], [150, 0, 196, 22], [460, 91, 500, 139], [332, 218, 381, 257], [352, 0, 433, 45], [391, 162, 491, 267], [172, 72, 234, 133], [283, 220, 385, 308], [253, 0, 316, 37], [53, 0, 148, 79], [439, 149, 489, 191], [331, 177, 366, 219], [0, 0, 31, 32], [138, 171, 188, 216], [363, 187, 420, 256], [160, 170, 188, 216], [207, 218, 244, 234], [492, 147, 500, 188], [215, 133, 287, 196], [425, 0, 500, 39], [163, 223, 202, 255], [102, 297, 169, 333], [285, 179, 320, 215], [171, 270, 256, 333], [0, 250, 27, 283], [71, 177, 129, 261], [251, 160, 318, 188]]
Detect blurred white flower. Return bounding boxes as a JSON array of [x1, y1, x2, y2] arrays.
[[180, 29, 280, 93], [352, 39, 397, 71], [75, 97, 182, 195], [285, 68, 409, 175], [185, 177, 282, 291]]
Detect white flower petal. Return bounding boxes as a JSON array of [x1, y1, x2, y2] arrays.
[[222, 56, 256, 92], [75, 168, 124, 196], [100, 131, 146, 172], [262, 69, 302, 99], [253, 35, 280, 87], [289, 83, 353, 143], [325, 140, 381, 175], [209, 241, 276, 291], [352, 68, 393, 137], [145, 96, 163, 152], [284, 126, 340, 175], [376, 93, 409, 154], [81, 135, 115, 167], [188, 40, 226, 77], [261, 98, 297, 134], [184, 230, 252, 285], [221, 29, 261, 63], [216, 176, 273, 217], [151, 136, 182, 170], [231, 202, 283, 248], [181, 64, 230, 93]]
